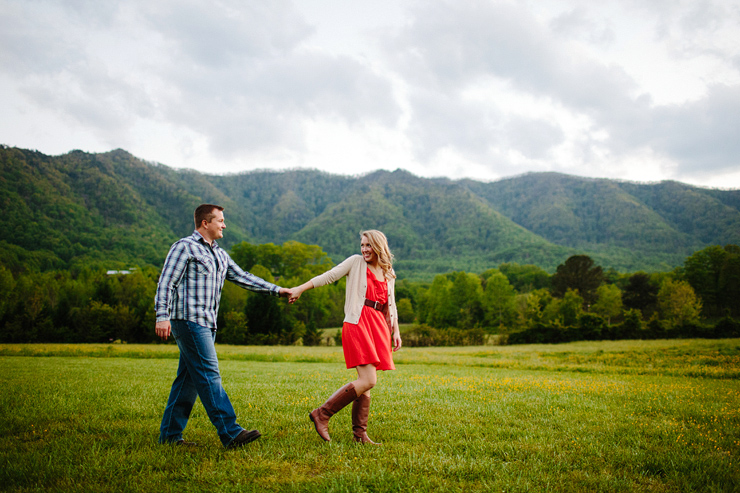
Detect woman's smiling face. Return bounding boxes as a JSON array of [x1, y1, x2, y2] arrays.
[[360, 235, 377, 264]]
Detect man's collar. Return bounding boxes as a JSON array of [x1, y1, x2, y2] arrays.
[[192, 230, 219, 249]]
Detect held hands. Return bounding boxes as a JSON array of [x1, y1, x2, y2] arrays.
[[287, 286, 303, 304], [287, 281, 313, 304]]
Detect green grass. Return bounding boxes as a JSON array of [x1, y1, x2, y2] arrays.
[[1, 340, 739, 492]]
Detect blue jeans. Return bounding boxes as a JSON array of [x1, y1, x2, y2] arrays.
[[159, 320, 244, 447]]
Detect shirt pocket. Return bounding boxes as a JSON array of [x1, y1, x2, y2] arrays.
[[193, 254, 215, 275]]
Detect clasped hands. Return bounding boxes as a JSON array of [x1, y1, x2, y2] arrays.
[[278, 286, 304, 304], [283, 287, 304, 304]]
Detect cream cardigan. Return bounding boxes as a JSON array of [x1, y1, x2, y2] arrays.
[[310, 254, 398, 330]]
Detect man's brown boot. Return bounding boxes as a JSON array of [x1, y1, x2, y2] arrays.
[[352, 393, 381, 445], [309, 382, 357, 442]]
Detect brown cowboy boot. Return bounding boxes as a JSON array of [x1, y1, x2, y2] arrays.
[[352, 393, 381, 445], [309, 382, 357, 442]]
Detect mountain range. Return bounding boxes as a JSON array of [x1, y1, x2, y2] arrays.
[[1, 145, 738, 279]]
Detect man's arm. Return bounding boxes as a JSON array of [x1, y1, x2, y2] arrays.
[[225, 255, 289, 296], [153, 241, 189, 340]]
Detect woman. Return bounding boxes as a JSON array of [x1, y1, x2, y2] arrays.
[[289, 230, 402, 444]]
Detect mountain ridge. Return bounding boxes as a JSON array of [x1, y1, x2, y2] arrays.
[[1, 145, 738, 279]]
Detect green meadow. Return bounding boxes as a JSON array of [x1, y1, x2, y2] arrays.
[[1, 339, 739, 492]]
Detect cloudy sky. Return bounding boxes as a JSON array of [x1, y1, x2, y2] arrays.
[[2, 0, 739, 188]]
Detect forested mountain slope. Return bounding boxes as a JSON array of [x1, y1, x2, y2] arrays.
[[1, 146, 737, 278], [462, 173, 740, 272], [290, 169, 570, 276]]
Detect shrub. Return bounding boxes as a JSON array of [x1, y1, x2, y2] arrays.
[[302, 321, 322, 346], [713, 316, 740, 338], [403, 325, 487, 347], [576, 313, 607, 341]]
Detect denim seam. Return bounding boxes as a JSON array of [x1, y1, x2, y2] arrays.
[[161, 358, 186, 443], [190, 322, 238, 446]]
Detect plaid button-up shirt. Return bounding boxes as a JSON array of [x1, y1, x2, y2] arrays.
[[155, 231, 282, 329]]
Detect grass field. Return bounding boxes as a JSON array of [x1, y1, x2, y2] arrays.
[[1, 339, 739, 492]]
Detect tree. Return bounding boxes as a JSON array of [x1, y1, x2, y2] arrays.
[[397, 298, 415, 324], [0, 264, 16, 322], [497, 263, 550, 292], [683, 245, 722, 312], [683, 245, 738, 317], [617, 308, 644, 340], [522, 289, 552, 328], [302, 320, 322, 346], [230, 240, 333, 281], [449, 272, 484, 329], [280, 241, 334, 279], [529, 289, 584, 341], [622, 272, 658, 318], [717, 245, 740, 317], [394, 279, 420, 309], [230, 242, 285, 277], [556, 289, 584, 327], [592, 284, 623, 325], [220, 310, 248, 345], [245, 294, 290, 344], [112, 269, 157, 342], [578, 313, 607, 341], [551, 255, 603, 305], [422, 275, 456, 328], [230, 242, 259, 273], [242, 264, 293, 344], [70, 301, 119, 343], [658, 279, 702, 330], [482, 271, 517, 329]]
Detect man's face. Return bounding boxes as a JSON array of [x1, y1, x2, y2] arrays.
[[202, 209, 226, 242]]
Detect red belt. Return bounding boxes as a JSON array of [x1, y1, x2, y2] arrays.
[[364, 299, 387, 312]]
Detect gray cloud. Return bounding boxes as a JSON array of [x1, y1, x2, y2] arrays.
[[141, 0, 313, 67], [387, 0, 739, 179], [405, 89, 566, 163], [139, 0, 401, 157], [0, 2, 93, 75], [390, 0, 637, 103], [615, 84, 740, 174], [386, 0, 636, 161], [151, 49, 399, 158], [1, 0, 401, 158], [405, 90, 502, 160], [549, 7, 616, 45], [505, 117, 565, 160]]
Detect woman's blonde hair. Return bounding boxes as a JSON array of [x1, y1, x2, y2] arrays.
[[360, 229, 396, 279]]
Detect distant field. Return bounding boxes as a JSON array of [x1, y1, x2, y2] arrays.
[[1, 339, 739, 492]]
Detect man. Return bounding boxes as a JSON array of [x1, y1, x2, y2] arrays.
[[154, 204, 291, 448]]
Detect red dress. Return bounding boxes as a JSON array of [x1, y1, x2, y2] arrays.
[[341, 268, 396, 370]]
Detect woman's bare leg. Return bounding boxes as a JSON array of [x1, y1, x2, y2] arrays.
[[351, 364, 377, 396]]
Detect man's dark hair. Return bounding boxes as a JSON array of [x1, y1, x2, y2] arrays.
[[194, 204, 224, 229]]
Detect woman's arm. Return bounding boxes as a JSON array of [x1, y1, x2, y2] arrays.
[[289, 255, 359, 304], [391, 320, 402, 352], [310, 255, 358, 288], [387, 278, 402, 351]]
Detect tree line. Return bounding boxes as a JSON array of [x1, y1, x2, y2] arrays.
[[407, 245, 740, 345], [1, 242, 738, 345]]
